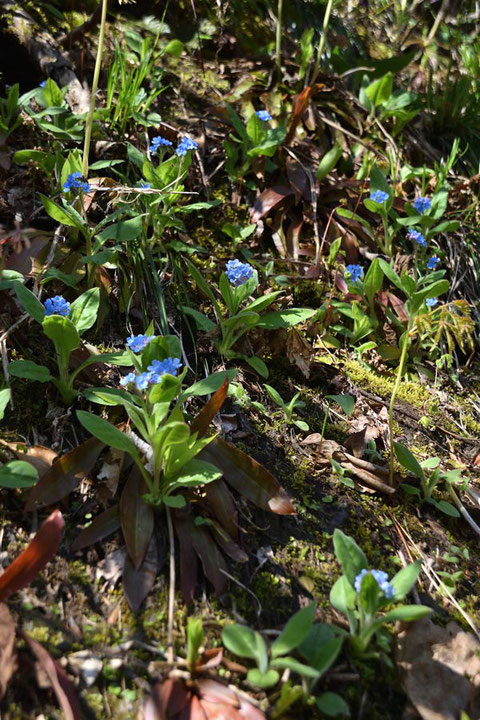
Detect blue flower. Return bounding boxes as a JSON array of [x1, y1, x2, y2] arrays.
[[147, 357, 182, 382], [150, 135, 173, 154], [256, 110, 272, 122], [176, 136, 198, 157], [426, 297, 438, 307], [126, 334, 155, 353], [408, 229, 427, 247], [44, 295, 71, 317], [345, 264, 364, 282], [354, 569, 395, 599], [225, 259, 255, 287], [135, 372, 153, 391], [119, 372, 136, 387], [413, 196, 431, 214], [63, 171, 90, 193], [139, 182, 151, 189], [370, 190, 389, 204], [427, 256, 439, 270], [39, 80, 47, 88]]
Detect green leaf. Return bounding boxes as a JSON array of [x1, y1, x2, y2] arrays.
[[394, 442, 425, 481], [316, 692, 350, 717], [97, 217, 144, 242], [410, 279, 450, 314], [378, 259, 404, 293], [82, 388, 138, 407], [270, 656, 320, 679], [257, 308, 315, 329], [316, 144, 343, 181], [180, 370, 236, 400], [391, 561, 422, 599], [244, 355, 269, 378], [222, 624, 267, 664], [329, 575, 356, 615], [0, 389, 9, 421], [248, 127, 287, 158], [164, 38, 184, 56], [168, 459, 222, 491], [39, 193, 83, 228], [430, 499, 460, 517], [77, 411, 140, 458], [69, 288, 100, 334], [264, 384, 285, 409], [326, 394, 355, 416], [365, 73, 393, 108], [163, 494, 186, 508], [381, 605, 432, 623], [333, 529, 368, 585], [271, 603, 316, 658], [186, 617, 204, 670], [9, 360, 52, 382], [247, 669, 280, 689], [363, 258, 383, 306], [42, 315, 80, 371], [14, 282, 45, 323], [298, 624, 344, 675], [0, 460, 38, 488], [180, 306, 216, 332]]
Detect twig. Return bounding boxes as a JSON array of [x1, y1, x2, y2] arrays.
[[166, 507, 176, 665]]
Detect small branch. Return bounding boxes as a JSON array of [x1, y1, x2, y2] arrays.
[[166, 507, 176, 665]]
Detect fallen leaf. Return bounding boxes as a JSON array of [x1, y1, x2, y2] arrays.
[[123, 534, 158, 612], [0, 603, 16, 699], [285, 328, 313, 378], [250, 186, 293, 223]]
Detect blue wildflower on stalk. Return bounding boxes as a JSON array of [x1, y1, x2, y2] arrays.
[[426, 298, 438, 308], [126, 334, 155, 353], [119, 372, 136, 388], [148, 357, 182, 382], [407, 229, 427, 247], [369, 190, 389, 204], [39, 80, 47, 88], [63, 171, 90, 193], [354, 569, 395, 599], [225, 259, 255, 287], [427, 256, 439, 270], [345, 264, 364, 282], [150, 136, 173, 154], [413, 196, 431, 214], [139, 182, 151, 189], [135, 372, 152, 391], [44, 296, 71, 317], [256, 109, 272, 122], [176, 136, 198, 157]]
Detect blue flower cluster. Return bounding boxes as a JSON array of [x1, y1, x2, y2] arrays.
[[39, 80, 46, 88], [176, 136, 198, 157], [345, 264, 364, 282], [413, 196, 431, 214], [370, 190, 389, 204], [119, 356, 182, 391], [44, 295, 71, 317], [408, 229, 427, 247], [64, 172, 90, 193], [426, 298, 438, 308], [139, 182, 151, 189], [354, 569, 395, 599], [150, 135, 173, 154], [225, 259, 255, 287], [256, 110, 272, 122], [126, 334, 155, 353], [427, 256, 439, 270]]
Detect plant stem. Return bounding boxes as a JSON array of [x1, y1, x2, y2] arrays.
[[388, 325, 411, 485], [166, 506, 175, 664], [311, 0, 334, 85], [275, 0, 283, 78], [82, 0, 108, 179]]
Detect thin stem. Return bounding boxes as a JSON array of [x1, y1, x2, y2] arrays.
[[166, 506, 175, 664], [388, 326, 411, 485], [82, 0, 108, 178], [275, 0, 283, 77], [310, 0, 334, 85]]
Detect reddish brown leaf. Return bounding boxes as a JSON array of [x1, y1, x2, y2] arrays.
[[200, 437, 295, 515], [0, 604, 16, 699], [285, 84, 324, 145], [237, 699, 267, 720], [201, 700, 244, 720], [196, 647, 223, 672], [26, 436, 105, 510], [120, 467, 154, 569], [123, 534, 157, 612], [181, 695, 206, 720], [286, 158, 310, 203], [250, 186, 293, 223], [210, 521, 248, 564], [0, 443, 57, 477], [285, 215, 304, 260], [0, 510, 64, 602], [174, 516, 199, 605], [20, 630, 82, 720], [196, 679, 239, 706], [189, 520, 228, 596], [203, 479, 238, 540], [71, 505, 121, 552], [190, 378, 229, 439], [145, 679, 191, 720]]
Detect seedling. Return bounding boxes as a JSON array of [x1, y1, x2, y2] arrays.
[[264, 384, 309, 431]]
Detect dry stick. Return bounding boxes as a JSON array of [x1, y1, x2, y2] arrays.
[[316, 112, 387, 160], [82, 0, 108, 179], [166, 506, 176, 665]]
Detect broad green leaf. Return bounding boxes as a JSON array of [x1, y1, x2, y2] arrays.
[[244, 355, 269, 378], [14, 282, 45, 323], [222, 624, 266, 664], [9, 360, 52, 382], [264, 384, 285, 409], [410, 279, 450, 314], [77, 411, 140, 458], [180, 306, 216, 332], [378, 259, 404, 292], [168, 459, 222, 492], [270, 656, 320, 679], [0, 389, 10, 420], [82, 388, 139, 407], [333, 529, 368, 585], [381, 605, 431, 623], [298, 624, 344, 675], [180, 370, 236, 400], [69, 287, 100, 334], [365, 73, 393, 108], [394, 442, 425, 481], [329, 575, 356, 615], [316, 144, 343, 180], [390, 561, 422, 599], [257, 308, 315, 329], [430, 499, 460, 517], [316, 692, 350, 717], [164, 38, 184, 56], [97, 216, 144, 242], [326, 394, 355, 416], [363, 258, 383, 306], [247, 669, 279, 689], [42, 315, 80, 370], [271, 603, 316, 658], [39, 193, 83, 228], [0, 460, 38, 488]]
